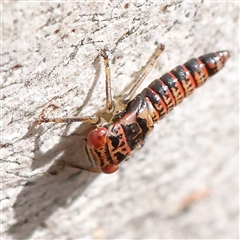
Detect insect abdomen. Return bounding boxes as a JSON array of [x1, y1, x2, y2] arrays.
[[142, 50, 230, 122]]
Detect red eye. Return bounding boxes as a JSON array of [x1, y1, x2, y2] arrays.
[[87, 127, 108, 149]]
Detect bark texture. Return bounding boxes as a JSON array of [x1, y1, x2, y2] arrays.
[[2, 1, 239, 239]]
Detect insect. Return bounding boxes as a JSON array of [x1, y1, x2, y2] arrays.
[[38, 44, 230, 174]]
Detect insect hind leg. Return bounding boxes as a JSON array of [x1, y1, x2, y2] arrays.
[[120, 43, 165, 106]]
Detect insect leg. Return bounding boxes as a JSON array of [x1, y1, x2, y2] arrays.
[[120, 43, 165, 105], [48, 159, 101, 175], [63, 161, 101, 173], [100, 49, 115, 113], [37, 50, 116, 126], [37, 104, 105, 126]]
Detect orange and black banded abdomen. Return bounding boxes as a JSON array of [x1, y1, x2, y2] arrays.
[[142, 50, 230, 122]]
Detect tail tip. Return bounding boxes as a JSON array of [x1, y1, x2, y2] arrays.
[[219, 50, 230, 62]]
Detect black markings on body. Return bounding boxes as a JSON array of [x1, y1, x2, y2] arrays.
[[114, 152, 125, 162]]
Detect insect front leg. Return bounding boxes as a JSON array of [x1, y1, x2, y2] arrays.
[[120, 43, 165, 105], [37, 104, 105, 126], [48, 159, 101, 175], [38, 49, 116, 126], [100, 49, 115, 113], [60, 161, 101, 173]]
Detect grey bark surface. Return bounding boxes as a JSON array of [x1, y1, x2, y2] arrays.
[[1, 1, 239, 239]]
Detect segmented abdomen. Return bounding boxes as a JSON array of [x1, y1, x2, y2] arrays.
[[142, 50, 230, 122], [117, 50, 230, 153]]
